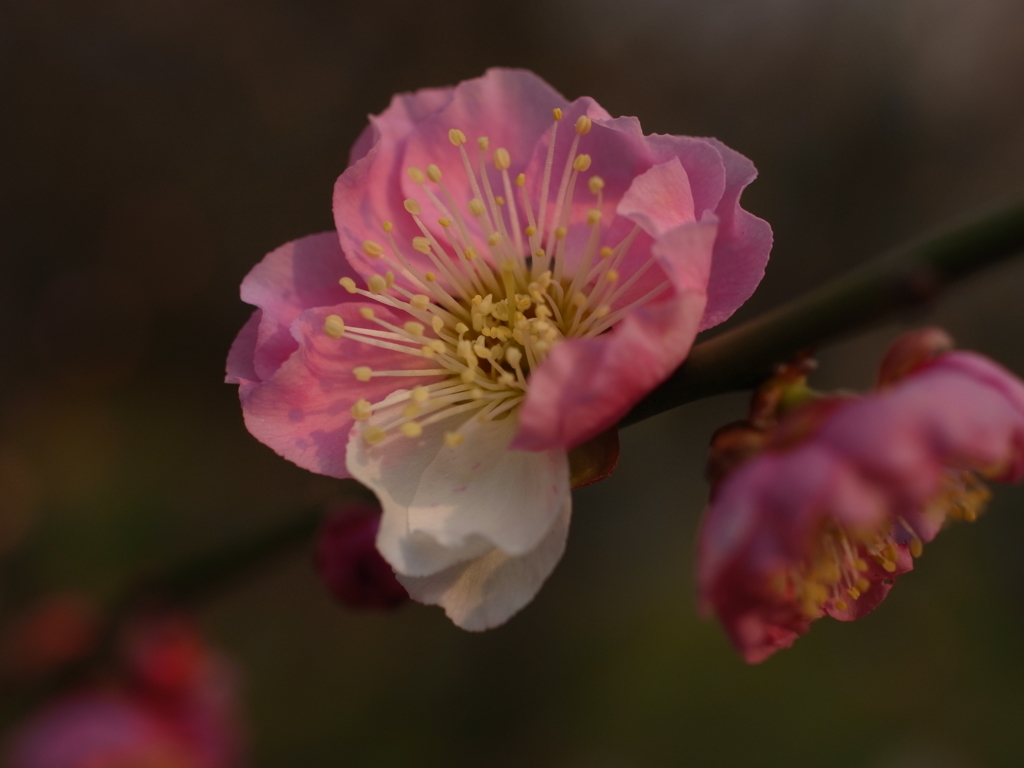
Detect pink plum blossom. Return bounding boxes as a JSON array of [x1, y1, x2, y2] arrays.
[[698, 330, 1024, 663], [7, 613, 244, 768], [228, 68, 771, 630], [314, 502, 409, 609]]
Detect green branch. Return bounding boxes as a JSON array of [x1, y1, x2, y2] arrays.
[[623, 198, 1024, 426]]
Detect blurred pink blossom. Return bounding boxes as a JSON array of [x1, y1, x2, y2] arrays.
[[7, 614, 244, 768], [698, 330, 1024, 663], [314, 503, 409, 609], [228, 68, 771, 630]]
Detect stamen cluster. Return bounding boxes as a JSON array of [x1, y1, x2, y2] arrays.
[[322, 109, 665, 447]]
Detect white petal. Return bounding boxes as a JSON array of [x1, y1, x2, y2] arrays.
[[345, 390, 571, 578], [398, 496, 572, 630]]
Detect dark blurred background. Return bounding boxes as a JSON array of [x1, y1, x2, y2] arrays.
[[3, 0, 1024, 765]]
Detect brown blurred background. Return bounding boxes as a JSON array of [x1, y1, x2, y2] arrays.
[[3, 0, 1024, 765]]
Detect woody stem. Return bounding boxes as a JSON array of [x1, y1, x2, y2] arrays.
[[623, 198, 1024, 426]]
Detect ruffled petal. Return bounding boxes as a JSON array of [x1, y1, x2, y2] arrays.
[[696, 138, 773, 330], [240, 303, 444, 479], [225, 309, 261, 385], [514, 219, 715, 451], [398, 497, 571, 631], [238, 232, 358, 380], [347, 395, 570, 576]]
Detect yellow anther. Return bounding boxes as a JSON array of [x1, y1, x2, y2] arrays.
[[431, 316, 444, 333], [847, 587, 861, 600], [426, 164, 442, 183], [470, 387, 484, 399], [438, 217, 451, 227], [444, 431, 464, 448], [425, 272, 436, 282], [412, 237, 432, 254], [429, 339, 445, 353], [516, 296, 531, 310], [494, 147, 511, 170], [448, 128, 467, 146], [339, 277, 357, 293], [571, 293, 587, 308], [353, 366, 373, 382], [588, 176, 605, 194], [533, 249, 545, 258], [593, 305, 610, 319], [505, 346, 522, 368], [363, 426, 386, 445], [350, 399, 372, 421], [468, 198, 486, 217], [407, 167, 426, 184], [495, 196, 505, 206], [367, 276, 386, 295], [881, 560, 897, 573], [855, 558, 869, 572], [910, 538, 923, 558], [323, 314, 345, 338], [525, 225, 536, 237], [605, 269, 619, 282], [554, 227, 567, 240], [575, 115, 592, 134], [359, 307, 376, 320], [385, 270, 395, 288], [855, 577, 871, 592], [587, 208, 602, 226], [382, 221, 393, 232], [412, 386, 430, 403], [404, 198, 422, 215], [455, 322, 469, 335], [515, 173, 526, 186], [599, 246, 613, 259], [362, 239, 384, 258], [460, 369, 476, 384], [411, 294, 430, 311], [402, 403, 420, 419], [552, 108, 563, 121], [477, 136, 489, 151], [573, 154, 592, 172], [487, 232, 501, 246], [464, 246, 478, 260], [420, 345, 435, 358], [404, 321, 425, 336]]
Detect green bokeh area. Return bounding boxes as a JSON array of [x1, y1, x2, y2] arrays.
[[3, 1, 1024, 765]]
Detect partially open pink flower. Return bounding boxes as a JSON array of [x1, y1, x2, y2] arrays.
[[228, 68, 771, 630], [698, 331, 1024, 662], [7, 614, 244, 768], [314, 502, 409, 609]]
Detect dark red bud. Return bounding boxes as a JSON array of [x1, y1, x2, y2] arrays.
[[314, 504, 408, 610]]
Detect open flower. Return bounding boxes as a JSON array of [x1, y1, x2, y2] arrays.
[[228, 68, 771, 629], [698, 330, 1024, 662]]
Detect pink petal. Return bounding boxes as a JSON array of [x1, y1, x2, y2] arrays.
[[240, 303, 443, 479], [238, 232, 358, 380], [696, 138, 773, 330], [225, 309, 261, 385], [513, 219, 715, 452], [616, 158, 696, 236]]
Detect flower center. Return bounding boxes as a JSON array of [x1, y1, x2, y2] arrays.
[[777, 470, 990, 618], [324, 109, 668, 447]]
